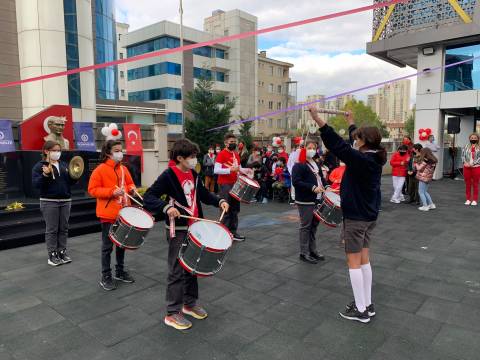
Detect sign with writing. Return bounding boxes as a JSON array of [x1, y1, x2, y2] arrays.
[[0, 120, 15, 153]]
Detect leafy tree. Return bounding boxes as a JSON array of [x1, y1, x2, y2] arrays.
[[238, 118, 253, 151], [404, 107, 415, 138], [184, 78, 235, 154]]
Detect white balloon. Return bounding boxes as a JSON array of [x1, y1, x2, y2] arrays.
[[101, 126, 110, 136], [108, 123, 118, 130]]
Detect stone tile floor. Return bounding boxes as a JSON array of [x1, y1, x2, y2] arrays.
[[0, 178, 478, 360]]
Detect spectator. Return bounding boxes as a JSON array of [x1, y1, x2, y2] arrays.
[[389, 145, 410, 203], [202, 146, 216, 192], [407, 144, 423, 205], [277, 145, 289, 162], [247, 147, 262, 167], [238, 142, 249, 167], [462, 133, 480, 206], [273, 158, 289, 202], [415, 148, 438, 211], [424, 134, 440, 154], [250, 161, 268, 204]]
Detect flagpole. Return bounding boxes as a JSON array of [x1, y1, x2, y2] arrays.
[[180, 0, 185, 138]]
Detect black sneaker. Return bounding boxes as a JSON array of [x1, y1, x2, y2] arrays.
[[113, 270, 135, 283], [346, 301, 376, 317], [58, 249, 72, 264], [339, 305, 370, 323], [232, 234, 246, 242], [99, 275, 117, 291], [299, 254, 318, 264], [310, 252, 325, 261], [48, 251, 63, 267]]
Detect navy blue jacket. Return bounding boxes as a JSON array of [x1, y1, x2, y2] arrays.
[[32, 160, 75, 199], [292, 162, 327, 204], [143, 167, 225, 229], [320, 125, 385, 221]]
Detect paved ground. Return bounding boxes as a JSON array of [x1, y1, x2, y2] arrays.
[[0, 177, 479, 360]]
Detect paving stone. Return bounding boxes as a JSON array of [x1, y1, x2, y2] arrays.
[[432, 325, 480, 360], [230, 268, 286, 292], [267, 279, 330, 308], [408, 277, 466, 302]]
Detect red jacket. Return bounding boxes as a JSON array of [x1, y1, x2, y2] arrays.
[[277, 152, 289, 162], [390, 152, 410, 177]]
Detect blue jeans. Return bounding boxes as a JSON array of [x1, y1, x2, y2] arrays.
[[418, 181, 433, 206]]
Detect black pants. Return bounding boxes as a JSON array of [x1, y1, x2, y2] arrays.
[[407, 174, 419, 203], [219, 184, 240, 234], [101, 223, 125, 276], [166, 230, 198, 315]]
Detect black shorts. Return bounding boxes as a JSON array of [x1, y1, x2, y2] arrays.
[[341, 219, 376, 254]]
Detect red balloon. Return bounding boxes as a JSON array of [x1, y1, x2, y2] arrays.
[[111, 129, 119, 136], [276, 138, 282, 145]]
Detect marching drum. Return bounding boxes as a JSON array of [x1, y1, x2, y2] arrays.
[[109, 207, 155, 250], [314, 191, 343, 227], [178, 220, 233, 277], [229, 175, 260, 203]]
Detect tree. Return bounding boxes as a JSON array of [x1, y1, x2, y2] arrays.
[[238, 118, 253, 151], [184, 78, 236, 154], [327, 99, 389, 138], [404, 107, 415, 138]]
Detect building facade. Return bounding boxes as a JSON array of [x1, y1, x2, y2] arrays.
[[367, 0, 480, 177], [256, 51, 293, 137], [298, 94, 325, 132], [116, 22, 129, 100]]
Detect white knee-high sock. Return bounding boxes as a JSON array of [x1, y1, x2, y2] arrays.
[[361, 263, 372, 307], [349, 269, 366, 313]]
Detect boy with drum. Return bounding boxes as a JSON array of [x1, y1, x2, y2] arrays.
[[143, 139, 229, 331], [88, 140, 137, 291]]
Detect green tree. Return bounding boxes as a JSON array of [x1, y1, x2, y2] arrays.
[[184, 78, 236, 154], [404, 107, 415, 138], [238, 118, 253, 151]]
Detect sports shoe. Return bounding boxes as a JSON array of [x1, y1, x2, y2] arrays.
[[339, 306, 370, 323], [299, 254, 318, 264], [182, 305, 208, 320], [418, 206, 430, 211], [99, 274, 117, 291], [310, 252, 325, 261], [262, 198, 268, 204], [113, 270, 135, 283], [164, 313, 192, 330], [390, 199, 400, 204], [346, 301, 376, 317], [58, 249, 72, 264], [465, 200, 472, 205], [472, 201, 478, 206], [233, 234, 246, 242], [48, 251, 63, 267], [428, 203, 436, 210]]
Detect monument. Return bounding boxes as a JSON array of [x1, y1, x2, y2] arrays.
[[43, 116, 70, 150]]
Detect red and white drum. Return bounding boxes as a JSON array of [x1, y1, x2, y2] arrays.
[[109, 206, 155, 250], [178, 220, 233, 277], [314, 191, 343, 228], [229, 175, 260, 203]]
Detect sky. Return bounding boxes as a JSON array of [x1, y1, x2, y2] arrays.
[[116, 0, 416, 105]]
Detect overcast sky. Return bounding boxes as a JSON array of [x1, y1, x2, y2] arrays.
[[116, 0, 416, 104]]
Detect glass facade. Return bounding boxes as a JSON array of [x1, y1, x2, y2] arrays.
[[167, 112, 183, 125], [444, 43, 479, 92], [95, 0, 118, 100], [193, 67, 212, 80], [63, 0, 81, 108], [128, 87, 182, 102], [128, 62, 181, 81], [216, 71, 225, 82]]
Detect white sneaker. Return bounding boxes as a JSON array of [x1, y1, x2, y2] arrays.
[[418, 206, 430, 211], [428, 203, 436, 210], [465, 200, 472, 206], [472, 201, 478, 206], [390, 199, 400, 204]]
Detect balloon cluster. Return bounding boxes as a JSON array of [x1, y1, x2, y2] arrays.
[[101, 123, 122, 141], [272, 136, 283, 147], [293, 136, 304, 146], [418, 128, 432, 141]]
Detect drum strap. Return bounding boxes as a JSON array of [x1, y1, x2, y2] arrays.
[[168, 177, 199, 239]]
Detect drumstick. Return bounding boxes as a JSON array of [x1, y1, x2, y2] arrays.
[[219, 209, 226, 222], [133, 188, 144, 201], [47, 152, 55, 180], [179, 215, 220, 224], [115, 186, 143, 207]]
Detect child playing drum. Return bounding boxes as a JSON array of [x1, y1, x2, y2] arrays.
[[88, 140, 137, 291], [143, 139, 229, 331]]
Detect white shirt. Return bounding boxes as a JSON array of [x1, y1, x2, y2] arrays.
[[425, 141, 440, 153], [287, 149, 300, 174]]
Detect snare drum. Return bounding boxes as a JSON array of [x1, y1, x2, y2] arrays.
[[109, 207, 155, 250], [314, 191, 343, 227], [178, 221, 233, 277], [229, 175, 260, 203]]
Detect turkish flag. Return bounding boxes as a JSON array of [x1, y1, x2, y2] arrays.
[[123, 123, 143, 171]]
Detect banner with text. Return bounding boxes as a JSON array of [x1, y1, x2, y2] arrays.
[[73, 122, 96, 152], [0, 120, 15, 153]]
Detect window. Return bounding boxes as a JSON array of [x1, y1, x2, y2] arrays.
[[258, 81, 262, 86], [192, 46, 212, 58], [121, 89, 125, 96], [268, 84, 274, 93], [277, 85, 282, 94], [277, 119, 282, 128], [63, 0, 81, 108], [277, 102, 282, 110], [215, 49, 225, 59], [128, 87, 182, 101], [444, 43, 480, 92], [216, 71, 225, 82], [118, 34, 121, 41], [268, 101, 273, 110], [269, 66, 274, 76], [119, 53, 124, 59], [277, 67, 283, 76], [128, 62, 181, 80], [127, 36, 181, 57], [167, 112, 183, 125], [193, 67, 213, 80], [120, 71, 124, 78], [268, 119, 273, 128]]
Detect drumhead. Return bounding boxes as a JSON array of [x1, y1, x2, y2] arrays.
[[119, 207, 154, 229], [239, 175, 260, 189], [324, 191, 341, 206], [189, 221, 232, 250]]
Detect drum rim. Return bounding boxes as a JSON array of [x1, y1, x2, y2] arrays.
[[238, 175, 260, 188], [178, 256, 214, 277], [229, 191, 252, 204], [187, 221, 233, 252], [323, 191, 341, 207], [312, 212, 338, 228], [108, 233, 142, 250], [118, 206, 155, 230]]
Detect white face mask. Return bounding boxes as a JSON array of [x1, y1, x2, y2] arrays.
[[306, 149, 316, 159], [216, 149, 221, 153], [187, 158, 197, 169], [112, 151, 123, 163], [353, 141, 360, 150], [49, 151, 61, 161]]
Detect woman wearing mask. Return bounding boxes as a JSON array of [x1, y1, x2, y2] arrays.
[[407, 144, 423, 205], [202, 146, 216, 192], [462, 133, 480, 206], [88, 140, 137, 291], [247, 147, 262, 167], [389, 145, 410, 203], [415, 148, 438, 211], [32, 141, 77, 266], [292, 141, 327, 264]]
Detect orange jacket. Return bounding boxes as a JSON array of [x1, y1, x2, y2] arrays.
[[88, 159, 136, 221]]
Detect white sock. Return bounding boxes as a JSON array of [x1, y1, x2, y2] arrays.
[[361, 263, 372, 307], [349, 268, 366, 313]]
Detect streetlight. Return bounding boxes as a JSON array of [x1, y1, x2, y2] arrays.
[[180, 0, 185, 138]]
